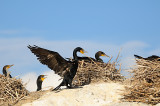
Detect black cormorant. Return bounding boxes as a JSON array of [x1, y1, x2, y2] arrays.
[[77, 51, 109, 62], [95, 51, 109, 62], [134, 54, 160, 61], [2, 65, 14, 78], [37, 75, 46, 91], [28, 45, 86, 91]]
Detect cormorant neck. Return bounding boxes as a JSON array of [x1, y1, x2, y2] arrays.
[[95, 53, 103, 62], [3, 69, 7, 76], [73, 48, 79, 60], [95, 53, 100, 60], [37, 81, 42, 91]]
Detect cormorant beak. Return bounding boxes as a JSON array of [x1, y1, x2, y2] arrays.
[[44, 75, 47, 78], [6, 64, 14, 70], [41, 75, 47, 81], [10, 64, 14, 67], [102, 54, 109, 58], [41, 77, 45, 81], [80, 49, 87, 54]]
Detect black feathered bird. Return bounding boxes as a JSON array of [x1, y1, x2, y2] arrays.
[[2, 65, 14, 78], [95, 51, 109, 62], [68, 51, 109, 62], [134, 54, 160, 61], [28, 45, 86, 91], [37, 75, 46, 91]]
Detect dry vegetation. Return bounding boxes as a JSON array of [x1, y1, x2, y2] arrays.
[[0, 51, 125, 105], [123, 58, 160, 105], [0, 74, 29, 106], [72, 53, 125, 86]]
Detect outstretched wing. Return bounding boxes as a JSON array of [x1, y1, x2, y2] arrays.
[[28, 45, 71, 77]]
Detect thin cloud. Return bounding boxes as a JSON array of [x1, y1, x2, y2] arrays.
[[0, 30, 21, 34], [0, 29, 45, 35]]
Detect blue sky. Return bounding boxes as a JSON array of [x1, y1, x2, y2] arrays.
[[0, 0, 160, 80]]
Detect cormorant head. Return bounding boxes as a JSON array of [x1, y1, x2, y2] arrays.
[[4, 64, 14, 70], [97, 51, 109, 57], [37, 75, 47, 82], [75, 47, 87, 54]]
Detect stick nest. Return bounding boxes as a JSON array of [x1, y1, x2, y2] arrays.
[[0, 74, 29, 106], [72, 56, 125, 86], [123, 59, 160, 105]]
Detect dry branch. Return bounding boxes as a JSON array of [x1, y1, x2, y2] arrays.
[[123, 58, 160, 105], [0, 74, 29, 106], [72, 54, 125, 86]]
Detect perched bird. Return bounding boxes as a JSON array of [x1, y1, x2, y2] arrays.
[[95, 51, 109, 62], [28, 45, 86, 91], [134, 54, 160, 61], [2, 65, 14, 78], [37, 75, 46, 91], [77, 51, 109, 62]]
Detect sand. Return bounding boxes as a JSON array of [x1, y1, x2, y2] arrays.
[[16, 82, 153, 106]]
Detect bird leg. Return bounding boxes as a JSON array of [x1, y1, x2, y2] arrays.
[[53, 85, 62, 91], [52, 79, 66, 91]]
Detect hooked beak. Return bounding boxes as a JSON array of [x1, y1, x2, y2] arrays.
[[80, 50, 87, 54], [6, 64, 14, 70], [41, 75, 47, 81], [104, 54, 109, 57], [102, 54, 109, 58], [43, 75, 47, 79], [10, 64, 14, 67]]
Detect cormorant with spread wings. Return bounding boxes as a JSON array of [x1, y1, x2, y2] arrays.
[[28, 45, 86, 90]]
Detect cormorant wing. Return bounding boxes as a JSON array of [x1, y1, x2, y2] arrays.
[[28, 45, 71, 77], [146, 55, 160, 61]]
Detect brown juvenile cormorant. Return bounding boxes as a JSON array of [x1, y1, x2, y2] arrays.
[[2, 65, 14, 78], [134, 54, 160, 61], [37, 75, 46, 91], [28, 45, 86, 91]]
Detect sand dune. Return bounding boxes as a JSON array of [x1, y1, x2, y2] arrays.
[[20, 82, 152, 106]]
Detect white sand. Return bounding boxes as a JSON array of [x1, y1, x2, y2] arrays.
[[22, 82, 123, 106], [22, 82, 155, 106]]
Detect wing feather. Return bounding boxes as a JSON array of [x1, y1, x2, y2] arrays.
[[28, 45, 71, 76]]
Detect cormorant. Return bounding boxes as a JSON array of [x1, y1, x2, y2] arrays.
[[95, 51, 109, 62], [28, 45, 86, 91], [134, 54, 160, 61], [2, 65, 14, 78], [37, 75, 46, 91], [77, 51, 109, 62]]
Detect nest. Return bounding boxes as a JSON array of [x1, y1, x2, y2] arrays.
[[123, 59, 160, 105], [72, 54, 125, 86], [0, 74, 29, 106]]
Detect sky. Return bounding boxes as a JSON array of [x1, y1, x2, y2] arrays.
[[0, 0, 160, 91]]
